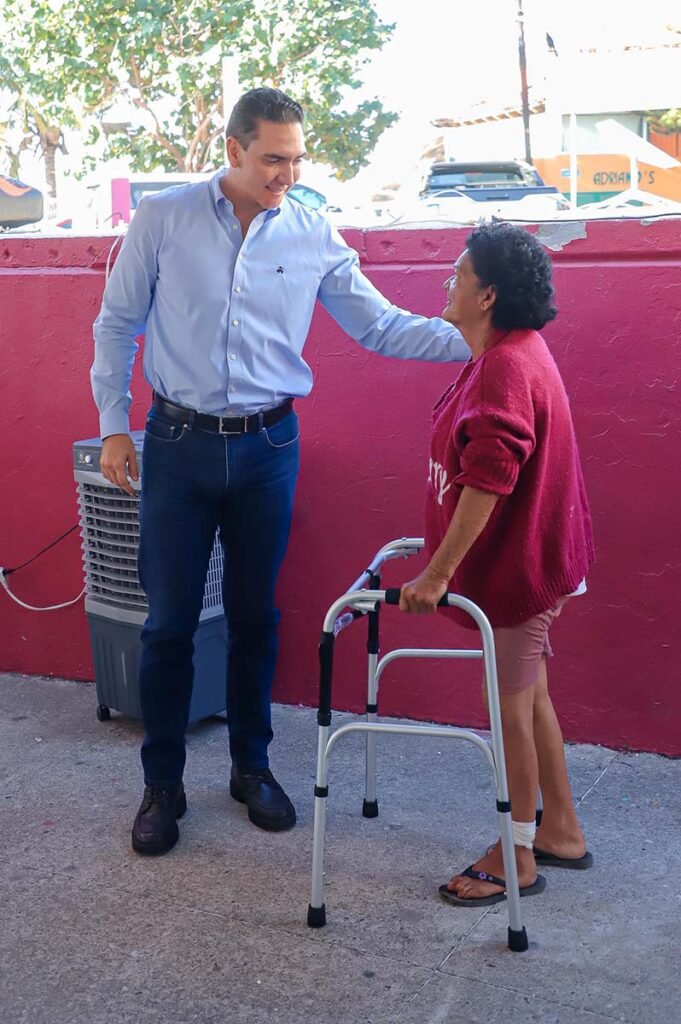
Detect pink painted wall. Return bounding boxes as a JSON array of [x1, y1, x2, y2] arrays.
[[1, 222, 679, 755]]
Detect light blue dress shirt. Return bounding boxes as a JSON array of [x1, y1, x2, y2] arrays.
[[92, 168, 469, 438]]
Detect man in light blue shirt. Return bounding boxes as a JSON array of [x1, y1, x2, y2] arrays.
[[92, 87, 468, 857]]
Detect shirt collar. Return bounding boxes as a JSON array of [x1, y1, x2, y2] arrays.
[[210, 167, 283, 221]]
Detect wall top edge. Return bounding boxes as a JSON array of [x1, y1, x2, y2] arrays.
[[1, 219, 680, 269]]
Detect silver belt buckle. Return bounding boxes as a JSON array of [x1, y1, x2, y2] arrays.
[[217, 415, 246, 436]]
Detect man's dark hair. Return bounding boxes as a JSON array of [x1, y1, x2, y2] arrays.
[[226, 87, 304, 148], [466, 221, 557, 330]]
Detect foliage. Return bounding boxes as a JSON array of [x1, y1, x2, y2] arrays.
[[646, 109, 681, 133], [0, 0, 94, 193], [645, 24, 681, 132], [0, 0, 397, 188]]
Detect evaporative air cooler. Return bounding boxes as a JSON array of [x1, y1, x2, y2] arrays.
[[73, 432, 227, 724]]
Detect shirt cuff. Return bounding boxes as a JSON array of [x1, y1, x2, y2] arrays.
[[99, 408, 131, 439]]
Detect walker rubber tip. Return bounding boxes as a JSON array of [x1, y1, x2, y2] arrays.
[[508, 926, 529, 952], [362, 799, 379, 818], [307, 903, 326, 928]]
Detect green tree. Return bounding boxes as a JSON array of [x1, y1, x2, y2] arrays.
[[0, 0, 83, 197], [0, 0, 124, 196], [645, 24, 681, 133], [646, 109, 681, 133], [1, 0, 397, 190]]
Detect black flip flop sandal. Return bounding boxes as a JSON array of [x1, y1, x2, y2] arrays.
[[533, 846, 593, 870], [438, 866, 547, 908]]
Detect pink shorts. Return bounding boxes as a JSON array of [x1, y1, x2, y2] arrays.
[[492, 598, 569, 694]]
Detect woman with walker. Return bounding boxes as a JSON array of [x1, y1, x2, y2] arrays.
[[399, 222, 595, 907]]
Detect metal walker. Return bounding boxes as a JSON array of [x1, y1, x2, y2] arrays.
[[306, 536, 530, 953]]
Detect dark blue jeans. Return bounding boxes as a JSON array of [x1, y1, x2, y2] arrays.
[[137, 405, 300, 787]]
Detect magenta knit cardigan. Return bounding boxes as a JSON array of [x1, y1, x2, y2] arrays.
[[425, 328, 594, 629]]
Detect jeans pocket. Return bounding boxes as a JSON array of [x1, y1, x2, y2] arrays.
[[145, 412, 186, 443], [263, 412, 299, 450]]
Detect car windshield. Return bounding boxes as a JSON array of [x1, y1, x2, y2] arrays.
[[428, 170, 525, 189]]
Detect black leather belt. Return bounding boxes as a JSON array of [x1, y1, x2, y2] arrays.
[[152, 393, 294, 435]]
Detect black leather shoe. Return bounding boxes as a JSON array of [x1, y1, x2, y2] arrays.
[[131, 783, 187, 856], [229, 766, 296, 832]]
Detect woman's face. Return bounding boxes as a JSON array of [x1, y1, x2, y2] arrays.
[[442, 249, 492, 327]]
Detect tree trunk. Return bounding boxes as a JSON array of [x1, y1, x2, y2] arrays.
[[41, 136, 58, 199], [39, 124, 65, 202]]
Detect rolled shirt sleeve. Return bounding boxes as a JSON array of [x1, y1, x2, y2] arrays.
[[453, 358, 536, 495], [454, 410, 536, 494]]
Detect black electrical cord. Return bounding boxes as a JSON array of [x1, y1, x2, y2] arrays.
[[3, 523, 79, 576]]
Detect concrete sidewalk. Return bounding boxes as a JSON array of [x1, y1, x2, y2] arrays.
[[1, 671, 679, 1024]]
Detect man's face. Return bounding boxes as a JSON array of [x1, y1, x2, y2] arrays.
[[226, 119, 307, 211], [442, 250, 489, 326]]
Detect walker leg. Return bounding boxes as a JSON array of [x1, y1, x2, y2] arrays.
[[363, 650, 379, 817], [498, 805, 528, 952], [308, 725, 330, 928], [363, 728, 379, 818], [363, 592, 381, 817], [482, 636, 529, 952]]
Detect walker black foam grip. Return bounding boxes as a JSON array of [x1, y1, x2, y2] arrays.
[[317, 631, 334, 723], [383, 588, 450, 607], [367, 602, 380, 655]]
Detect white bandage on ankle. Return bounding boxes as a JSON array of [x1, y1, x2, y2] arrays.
[[511, 819, 537, 849]]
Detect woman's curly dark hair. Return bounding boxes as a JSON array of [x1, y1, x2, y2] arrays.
[[466, 222, 557, 330]]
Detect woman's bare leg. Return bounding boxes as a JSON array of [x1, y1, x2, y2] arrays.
[[446, 685, 538, 900], [532, 660, 587, 858]]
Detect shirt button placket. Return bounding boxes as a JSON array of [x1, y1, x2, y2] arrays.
[[228, 292, 241, 396], [228, 231, 244, 403]]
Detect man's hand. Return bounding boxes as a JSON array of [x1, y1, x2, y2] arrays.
[[100, 434, 139, 496], [399, 565, 450, 614]]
